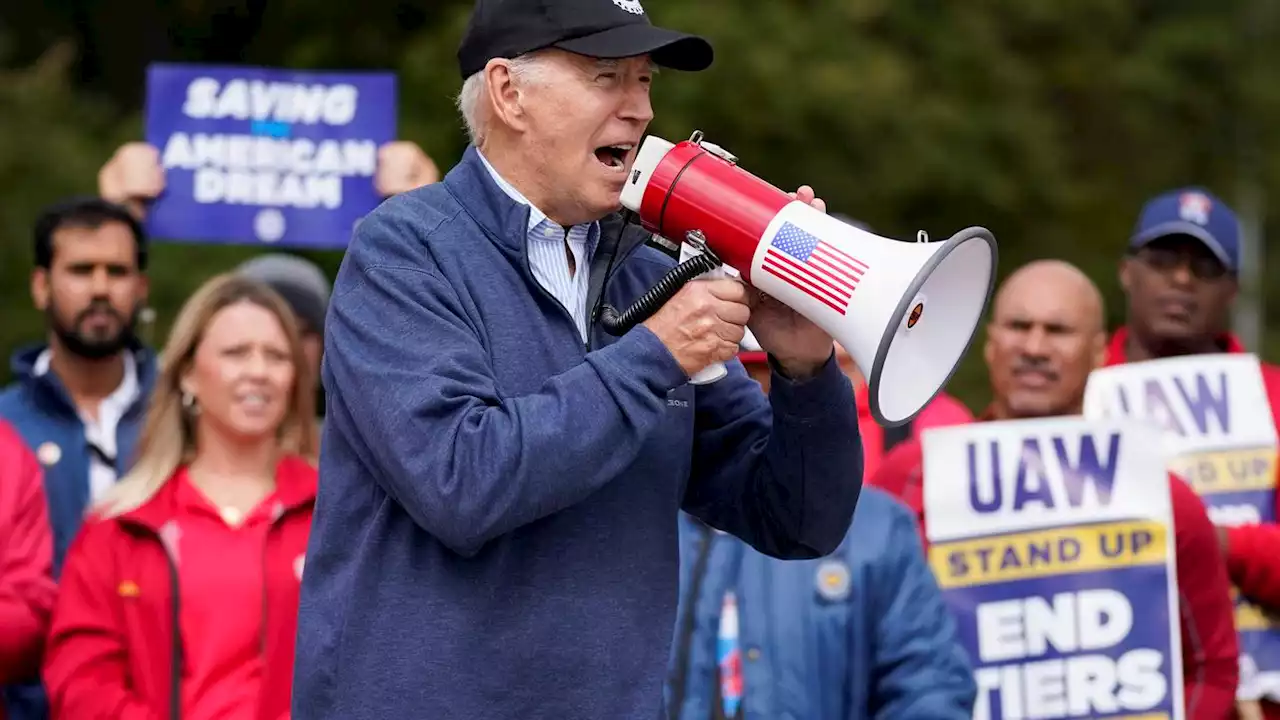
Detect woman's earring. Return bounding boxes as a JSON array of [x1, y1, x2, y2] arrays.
[[181, 389, 200, 414]]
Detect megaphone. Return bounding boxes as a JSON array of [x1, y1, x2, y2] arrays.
[[602, 130, 998, 427]]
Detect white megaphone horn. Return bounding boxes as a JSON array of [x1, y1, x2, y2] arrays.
[[600, 130, 998, 428]]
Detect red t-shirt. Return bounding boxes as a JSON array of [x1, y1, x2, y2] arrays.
[[173, 471, 283, 720]]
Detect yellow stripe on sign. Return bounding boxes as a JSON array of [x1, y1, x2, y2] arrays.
[[1235, 597, 1280, 632], [929, 520, 1168, 590], [1170, 448, 1277, 495]]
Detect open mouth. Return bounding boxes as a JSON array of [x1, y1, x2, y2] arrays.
[[594, 143, 634, 170]]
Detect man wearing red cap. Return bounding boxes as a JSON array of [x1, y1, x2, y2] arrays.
[[869, 258, 1240, 718]]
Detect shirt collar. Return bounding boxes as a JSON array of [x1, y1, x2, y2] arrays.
[[474, 148, 600, 247], [35, 348, 140, 413]]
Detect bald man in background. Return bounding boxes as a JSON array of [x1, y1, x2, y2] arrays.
[[869, 259, 1241, 718]]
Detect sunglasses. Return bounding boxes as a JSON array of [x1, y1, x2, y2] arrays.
[[1134, 245, 1231, 281]]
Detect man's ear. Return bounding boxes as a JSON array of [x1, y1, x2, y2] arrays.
[[485, 59, 530, 133], [31, 269, 50, 311], [1224, 273, 1240, 304], [1118, 258, 1133, 295], [982, 322, 995, 367], [1090, 330, 1108, 370]]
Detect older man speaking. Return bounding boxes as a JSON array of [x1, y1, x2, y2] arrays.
[[290, 1, 864, 718]]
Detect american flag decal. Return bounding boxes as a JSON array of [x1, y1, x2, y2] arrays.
[[761, 221, 869, 314]]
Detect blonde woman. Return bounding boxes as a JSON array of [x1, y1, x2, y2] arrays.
[[42, 273, 318, 720]]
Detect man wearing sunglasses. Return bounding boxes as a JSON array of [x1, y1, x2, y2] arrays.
[[1114, 187, 1252, 364], [1111, 187, 1280, 719]]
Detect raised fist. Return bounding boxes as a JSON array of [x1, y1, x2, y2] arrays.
[[375, 141, 440, 197], [98, 142, 164, 220]]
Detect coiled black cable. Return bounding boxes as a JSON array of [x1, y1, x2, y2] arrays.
[[599, 253, 722, 336]]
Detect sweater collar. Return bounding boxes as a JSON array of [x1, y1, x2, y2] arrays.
[[443, 145, 534, 254]]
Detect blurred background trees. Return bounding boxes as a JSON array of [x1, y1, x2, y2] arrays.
[[1, 0, 1278, 409]]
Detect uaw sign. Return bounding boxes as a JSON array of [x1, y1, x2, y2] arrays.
[[143, 63, 397, 249], [923, 417, 1184, 720], [1084, 354, 1280, 701]]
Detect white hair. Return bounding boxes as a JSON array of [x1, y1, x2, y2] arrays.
[[455, 53, 658, 146], [455, 53, 551, 147]]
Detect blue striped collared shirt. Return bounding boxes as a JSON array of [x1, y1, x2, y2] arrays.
[[476, 150, 601, 343]]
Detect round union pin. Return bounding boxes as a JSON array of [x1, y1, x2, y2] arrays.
[[815, 558, 852, 602], [37, 442, 61, 466]]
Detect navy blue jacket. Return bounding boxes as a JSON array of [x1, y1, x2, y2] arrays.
[[666, 489, 976, 720], [0, 342, 156, 720], [291, 146, 865, 720]]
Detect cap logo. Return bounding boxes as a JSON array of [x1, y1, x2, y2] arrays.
[[1178, 192, 1212, 226], [612, 0, 645, 14]]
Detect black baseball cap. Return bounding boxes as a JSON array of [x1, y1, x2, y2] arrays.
[[457, 0, 714, 79]]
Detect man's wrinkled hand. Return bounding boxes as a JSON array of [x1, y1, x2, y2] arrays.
[[746, 185, 835, 380], [643, 278, 750, 380], [375, 141, 440, 197], [98, 142, 164, 220]]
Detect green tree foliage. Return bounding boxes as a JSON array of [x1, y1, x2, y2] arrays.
[[0, 0, 1278, 410]]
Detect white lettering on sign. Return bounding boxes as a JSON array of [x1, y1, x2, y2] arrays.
[[193, 170, 341, 210], [160, 133, 377, 210], [1207, 503, 1262, 527], [971, 589, 1168, 719], [161, 134, 376, 176], [182, 78, 358, 126], [977, 590, 1132, 662]]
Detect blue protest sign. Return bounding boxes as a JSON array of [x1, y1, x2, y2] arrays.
[[143, 62, 397, 249], [923, 417, 1184, 720], [1086, 354, 1280, 703]]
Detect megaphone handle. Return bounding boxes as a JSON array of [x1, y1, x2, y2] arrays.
[[678, 237, 731, 386], [689, 361, 728, 385]]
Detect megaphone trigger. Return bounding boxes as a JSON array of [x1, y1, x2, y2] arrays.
[[678, 230, 731, 385]]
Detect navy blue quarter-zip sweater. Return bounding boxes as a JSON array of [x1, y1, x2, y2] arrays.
[[290, 145, 864, 720]]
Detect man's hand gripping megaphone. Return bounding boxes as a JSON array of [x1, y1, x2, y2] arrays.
[[637, 184, 837, 387]]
